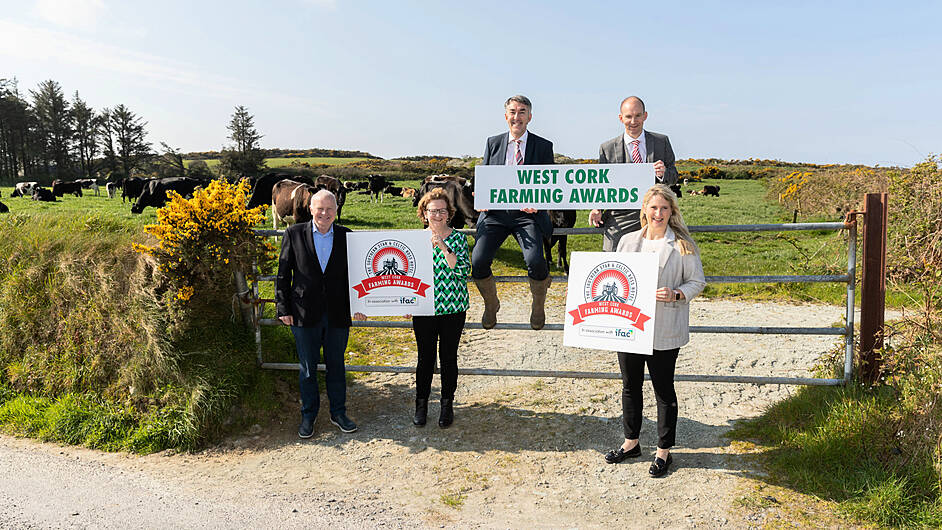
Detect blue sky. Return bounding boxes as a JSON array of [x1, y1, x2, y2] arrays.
[[2, 0, 940, 166]]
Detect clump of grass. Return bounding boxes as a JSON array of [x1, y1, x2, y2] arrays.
[[728, 380, 942, 527], [440, 491, 466, 508], [0, 211, 265, 453]]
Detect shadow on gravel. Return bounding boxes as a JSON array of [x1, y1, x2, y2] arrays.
[[245, 376, 741, 473]]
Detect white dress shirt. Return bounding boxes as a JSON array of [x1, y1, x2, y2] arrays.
[[505, 130, 529, 165]]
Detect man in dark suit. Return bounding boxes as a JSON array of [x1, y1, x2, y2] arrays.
[[276, 189, 363, 438], [589, 96, 679, 251], [472, 95, 555, 330]]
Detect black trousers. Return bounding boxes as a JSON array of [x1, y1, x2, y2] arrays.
[[618, 348, 680, 449], [470, 212, 549, 280], [413, 311, 466, 401]]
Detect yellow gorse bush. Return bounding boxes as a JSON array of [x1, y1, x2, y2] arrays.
[[134, 178, 274, 304]]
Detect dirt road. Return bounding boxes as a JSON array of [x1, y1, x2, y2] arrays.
[[0, 294, 856, 528]]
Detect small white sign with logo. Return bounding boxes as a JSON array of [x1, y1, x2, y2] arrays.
[[563, 251, 658, 354], [347, 230, 435, 316]]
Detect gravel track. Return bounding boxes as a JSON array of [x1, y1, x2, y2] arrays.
[[0, 287, 874, 528]]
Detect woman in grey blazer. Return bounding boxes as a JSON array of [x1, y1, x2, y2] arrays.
[[604, 184, 706, 477]]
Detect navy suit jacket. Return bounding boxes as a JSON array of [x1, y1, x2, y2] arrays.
[[479, 131, 554, 237], [276, 221, 353, 328]]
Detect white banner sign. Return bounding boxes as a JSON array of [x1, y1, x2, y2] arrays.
[[346, 230, 436, 316], [473, 163, 655, 210], [563, 251, 658, 354]]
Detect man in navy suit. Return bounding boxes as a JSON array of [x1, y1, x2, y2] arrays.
[[472, 95, 554, 330], [276, 190, 363, 438]]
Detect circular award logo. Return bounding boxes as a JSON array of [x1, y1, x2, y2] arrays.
[[365, 239, 416, 277], [583, 261, 637, 304]]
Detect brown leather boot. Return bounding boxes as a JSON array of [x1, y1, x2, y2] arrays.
[[473, 275, 500, 329], [528, 276, 552, 330]]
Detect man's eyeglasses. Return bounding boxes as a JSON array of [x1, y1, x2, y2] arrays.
[[427, 208, 449, 216]]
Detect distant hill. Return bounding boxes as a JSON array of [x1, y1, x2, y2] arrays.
[[183, 148, 382, 160]]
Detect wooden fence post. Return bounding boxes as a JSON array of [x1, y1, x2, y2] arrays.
[[859, 193, 888, 385]]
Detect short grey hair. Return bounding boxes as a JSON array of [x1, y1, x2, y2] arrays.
[[504, 95, 532, 111], [311, 188, 337, 207]]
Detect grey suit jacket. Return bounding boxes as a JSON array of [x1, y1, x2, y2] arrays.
[[598, 130, 678, 223], [616, 226, 705, 350]]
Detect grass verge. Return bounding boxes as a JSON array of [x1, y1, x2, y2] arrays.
[[727, 381, 942, 527]]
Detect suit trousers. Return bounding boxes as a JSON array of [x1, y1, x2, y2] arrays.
[[291, 314, 349, 420], [618, 348, 680, 449], [601, 210, 642, 252], [413, 311, 466, 401], [471, 212, 549, 280]]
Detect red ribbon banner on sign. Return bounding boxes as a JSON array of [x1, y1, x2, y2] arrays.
[[352, 275, 431, 298], [568, 301, 651, 330]]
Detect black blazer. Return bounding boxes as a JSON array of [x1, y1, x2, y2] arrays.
[[275, 221, 353, 328], [480, 131, 554, 237]]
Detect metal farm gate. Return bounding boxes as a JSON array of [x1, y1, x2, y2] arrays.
[[248, 220, 858, 386]]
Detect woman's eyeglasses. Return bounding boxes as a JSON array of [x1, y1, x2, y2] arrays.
[[427, 208, 449, 216]]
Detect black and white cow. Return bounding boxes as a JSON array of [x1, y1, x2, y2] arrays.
[[130, 177, 202, 214]]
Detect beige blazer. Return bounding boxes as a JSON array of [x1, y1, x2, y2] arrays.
[[616, 227, 706, 350]]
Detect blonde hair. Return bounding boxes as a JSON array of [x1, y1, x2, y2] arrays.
[[639, 184, 699, 256]]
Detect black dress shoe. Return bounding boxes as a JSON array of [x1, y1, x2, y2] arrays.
[[604, 443, 642, 464], [439, 398, 454, 428], [330, 414, 358, 433], [413, 398, 428, 426], [648, 453, 673, 477], [298, 417, 314, 439]]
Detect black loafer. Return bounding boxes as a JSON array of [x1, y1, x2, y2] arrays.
[[648, 453, 672, 477], [604, 444, 642, 464], [330, 414, 358, 433], [298, 417, 314, 439]]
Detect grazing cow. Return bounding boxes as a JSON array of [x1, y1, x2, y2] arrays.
[[271, 180, 316, 228], [0, 200, 8, 213], [412, 174, 478, 229], [384, 185, 403, 197], [31, 187, 55, 202], [314, 175, 346, 219], [544, 210, 577, 273], [246, 173, 312, 210], [342, 181, 359, 192], [669, 183, 683, 199], [105, 182, 119, 199], [366, 174, 389, 203], [130, 177, 202, 214], [52, 179, 83, 197], [122, 177, 149, 203], [401, 187, 416, 198], [703, 185, 721, 197], [12, 181, 38, 198], [76, 178, 100, 196]]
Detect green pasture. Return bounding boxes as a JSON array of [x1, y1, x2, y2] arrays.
[[1, 178, 863, 306], [184, 157, 370, 169]]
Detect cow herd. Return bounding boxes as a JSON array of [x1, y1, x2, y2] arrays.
[[1, 172, 723, 273], [3, 176, 208, 213]]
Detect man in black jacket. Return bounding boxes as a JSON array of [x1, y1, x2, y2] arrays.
[[472, 95, 555, 330], [276, 189, 363, 438]]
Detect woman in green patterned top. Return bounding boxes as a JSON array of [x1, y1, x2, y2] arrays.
[[412, 187, 470, 428]]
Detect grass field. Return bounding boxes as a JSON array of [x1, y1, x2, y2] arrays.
[[0, 177, 863, 308], [184, 157, 370, 169]]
